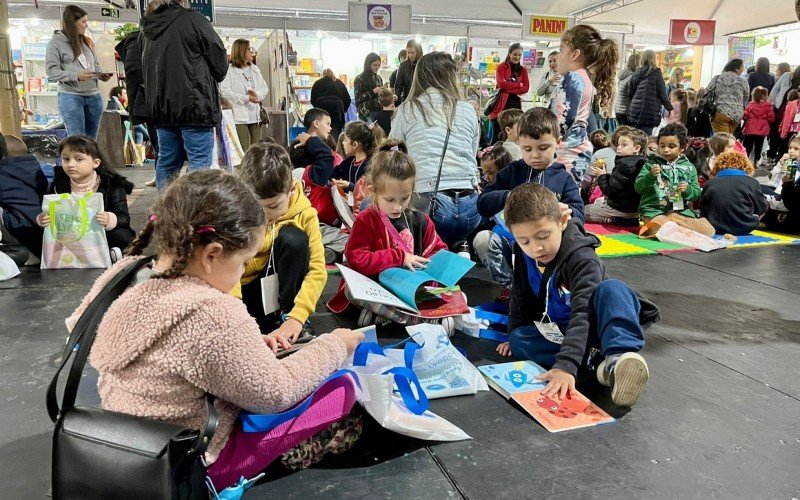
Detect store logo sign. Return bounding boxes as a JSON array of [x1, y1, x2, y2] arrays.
[[529, 15, 570, 38], [669, 19, 715, 46], [367, 4, 392, 31]]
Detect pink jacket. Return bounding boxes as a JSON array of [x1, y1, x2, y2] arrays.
[[780, 100, 800, 139], [743, 100, 775, 136], [68, 258, 347, 463]]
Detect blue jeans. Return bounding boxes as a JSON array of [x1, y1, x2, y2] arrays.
[[415, 191, 483, 246], [58, 93, 104, 139], [508, 279, 645, 369], [155, 127, 215, 189], [134, 124, 150, 145], [473, 230, 512, 287]]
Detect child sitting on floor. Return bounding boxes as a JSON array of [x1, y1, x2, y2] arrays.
[[475, 107, 583, 296], [478, 143, 513, 188], [332, 121, 385, 199], [71, 169, 363, 491], [36, 136, 135, 261], [235, 141, 328, 340], [327, 140, 448, 326], [646, 136, 658, 156], [700, 152, 768, 236], [496, 108, 524, 161], [635, 123, 715, 236], [764, 136, 800, 234], [584, 126, 649, 226], [580, 129, 616, 203], [497, 183, 660, 407]]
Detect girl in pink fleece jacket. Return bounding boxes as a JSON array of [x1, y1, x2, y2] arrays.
[[70, 170, 365, 489]]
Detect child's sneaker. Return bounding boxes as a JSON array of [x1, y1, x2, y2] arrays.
[[454, 241, 472, 261], [324, 247, 340, 265], [110, 247, 123, 263], [597, 352, 649, 407]]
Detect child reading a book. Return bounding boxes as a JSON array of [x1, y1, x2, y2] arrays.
[[327, 140, 448, 325], [584, 126, 648, 226], [234, 141, 327, 341], [498, 183, 660, 406], [475, 107, 583, 294], [496, 109, 523, 161], [634, 123, 715, 236], [700, 152, 768, 235]]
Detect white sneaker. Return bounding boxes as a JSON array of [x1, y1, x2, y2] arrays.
[[597, 352, 649, 407], [110, 247, 123, 263], [358, 309, 374, 327]]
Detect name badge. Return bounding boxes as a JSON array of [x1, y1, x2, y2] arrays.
[[534, 320, 564, 344], [260, 274, 280, 316]]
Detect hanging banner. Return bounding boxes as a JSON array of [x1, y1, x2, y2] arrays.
[[728, 37, 756, 68], [349, 2, 411, 34], [669, 19, 715, 45], [522, 13, 573, 40]]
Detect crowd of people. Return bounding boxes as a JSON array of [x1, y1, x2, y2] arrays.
[[4, 3, 800, 491]]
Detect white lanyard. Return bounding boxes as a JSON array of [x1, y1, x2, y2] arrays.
[[541, 272, 552, 322], [266, 224, 276, 273]]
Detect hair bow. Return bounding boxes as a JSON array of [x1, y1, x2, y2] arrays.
[[477, 145, 494, 159], [390, 145, 400, 151]]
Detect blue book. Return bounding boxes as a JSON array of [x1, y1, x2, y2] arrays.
[[478, 360, 547, 398], [378, 250, 475, 309]]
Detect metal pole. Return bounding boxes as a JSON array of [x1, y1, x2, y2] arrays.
[[0, 0, 20, 136], [620, 33, 626, 71], [284, 18, 291, 148]]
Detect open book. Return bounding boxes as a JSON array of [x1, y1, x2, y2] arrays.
[[337, 251, 474, 318], [331, 185, 355, 229]]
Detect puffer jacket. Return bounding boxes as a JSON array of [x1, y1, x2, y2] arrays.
[[389, 89, 480, 193], [614, 68, 635, 117], [627, 66, 672, 129], [743, 100, 775, 136], [706, 71, 750, 123], [393, 59, 417, 106], [140, 4, 228, 128]]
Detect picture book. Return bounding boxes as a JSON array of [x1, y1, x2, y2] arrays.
[[478, 360, 547, 398], [337, 251, 474, 318], [331, 185, 355, 229], [511, 390, 615, 433], [493, 210, 515, 242]]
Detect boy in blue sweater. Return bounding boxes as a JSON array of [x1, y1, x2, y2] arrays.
[[474, 107, 583, 297], [498, 183, 660, 406]]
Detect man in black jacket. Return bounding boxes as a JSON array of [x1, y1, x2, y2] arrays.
[[497, 183, 660, 407], [140, 0, 228, 189]]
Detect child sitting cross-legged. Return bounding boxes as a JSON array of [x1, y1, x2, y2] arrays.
[[635, 123, 715, 236], [234, 141, 328, 342], [498, 183, 661, 407], [327, 140, 448, 325], [700, 152, 768, 236]]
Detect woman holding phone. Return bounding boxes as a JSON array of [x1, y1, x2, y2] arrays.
[[46, 5, 112, 138]]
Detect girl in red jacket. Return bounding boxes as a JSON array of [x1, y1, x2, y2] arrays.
[[743, 86, 775, 163], [327, 140, 447, 325], [488, 43, 530, 142]]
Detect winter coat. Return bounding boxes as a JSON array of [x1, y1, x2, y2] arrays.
[[686, 108, 713, 138], [508, 219, 660, 376], [779, 100, 800, 139], [140, 4, 228, 128], [747, 71, 775, 94], [477, 159, 584, 223], [700, 169, 768, 235], [115, 31, 149, 123], [389, 89, 480, 193], [72, 257, 347, 463], [45, 32, 102, 96], [743, 100, 775, 136], [596, 155, 647, 213], [627, 66, 672, 129], [489, 62, 530, 120], [706, 71, 750, 123], [311, 77, 351, 136], [297, 136, 338, 227], [220, 64, 268, 124], [327, 206, 447, 313], [393, 59, 417, 106], [614, 68, 635, 117], [634, 154, 702, 219], [52, 166, 134, 236], [353, 72, 383, 121], [0, 155, 48, 230]]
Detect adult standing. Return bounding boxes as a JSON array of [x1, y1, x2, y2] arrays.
[[488, 43, 529, 143], [393, 40, 423, 106], [748, 57, 775, 94], [140, 0, 228, 189], [353, 53, 383, 122], [45, 5, 111, 138], [389, 49, 407, 89], [627, 50, 672, 135], [769, 62, 792, 109], [706, 58, 749, 135], [666, 67, 684, 96], [390, 52, 481, 249], [221, 39, 269, 152], [536, 51, 561, 102], [614, 52, 641, 126], [767, 64, 800, 162], [311, 69, 351, 139]]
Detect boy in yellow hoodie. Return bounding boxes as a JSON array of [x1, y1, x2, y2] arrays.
[[235, 141, 327, 343]]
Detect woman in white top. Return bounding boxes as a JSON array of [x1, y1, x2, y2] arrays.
[[220, 39, 269, 151], [389, 52, 481, 249], [536, 51, 561, 102]]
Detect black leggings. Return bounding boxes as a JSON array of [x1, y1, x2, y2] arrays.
[[240, 225, 310, 332], [743, 135, 766, 162]]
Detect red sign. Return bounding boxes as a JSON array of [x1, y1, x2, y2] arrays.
[[669, 19, 716, 46]]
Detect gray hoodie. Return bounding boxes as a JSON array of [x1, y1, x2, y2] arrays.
[[45, 32, 102, 96]]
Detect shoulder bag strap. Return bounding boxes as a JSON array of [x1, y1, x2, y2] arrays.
[[429, 127, 451, 217]]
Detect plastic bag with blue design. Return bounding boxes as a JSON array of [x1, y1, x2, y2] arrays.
[[386, 323, 489, 400]]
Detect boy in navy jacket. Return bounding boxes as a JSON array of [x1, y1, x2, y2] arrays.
[[498, 183, 660, 407], [474, 107, 583, 296]]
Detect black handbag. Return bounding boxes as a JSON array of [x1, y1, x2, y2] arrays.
[[46, 257, 218, 499], [483, 90, 501, 117]]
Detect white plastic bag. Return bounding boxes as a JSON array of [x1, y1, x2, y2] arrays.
[[345, 343, 471, 442], [0, 251, 20, 281], [41, 193, 111, 269], [655, 221, 733, 252], [386, 323, 488, 399]]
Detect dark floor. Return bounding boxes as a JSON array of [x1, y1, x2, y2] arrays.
[[1, 166, 799, 499]]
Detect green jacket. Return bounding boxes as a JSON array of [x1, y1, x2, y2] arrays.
[[634, 154, 701, 219]]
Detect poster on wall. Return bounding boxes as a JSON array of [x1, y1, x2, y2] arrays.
[[379, 51, 388, 67], [669, 19, 715, 45], [189, 0, 214, 23], [522, 50, 536, 69], [728, 37, 756, 69], [367, 4, 392, 31]]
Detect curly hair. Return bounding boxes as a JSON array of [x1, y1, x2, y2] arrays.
[[711, 152, 754, 177]]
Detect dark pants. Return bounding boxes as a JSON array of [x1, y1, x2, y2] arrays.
[[240, 226, 310, 332], [767, 105, 787, 160], [107, 226, 136, 251], [617, 114, 628, 126], [490, 118, 501, 143], [4, 224, 43, 258], [508, 280, 645, 369], [743, 135, 766, 162]]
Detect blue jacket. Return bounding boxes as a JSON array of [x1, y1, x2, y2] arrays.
[[477, 159, 584, 223], [0, 155, 48, 230]]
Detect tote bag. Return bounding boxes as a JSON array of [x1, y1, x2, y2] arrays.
[[41, 193, 111, 269]]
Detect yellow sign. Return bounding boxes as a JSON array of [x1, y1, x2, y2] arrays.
[[529, 15, 570, 38]]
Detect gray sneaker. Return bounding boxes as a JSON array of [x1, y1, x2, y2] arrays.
[[597, 352, 649, 407]]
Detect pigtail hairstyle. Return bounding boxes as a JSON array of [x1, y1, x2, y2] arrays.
[[561, 25, 619, 114], [345, 121, 386, 157], [126, 170, 266, 278]]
